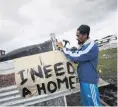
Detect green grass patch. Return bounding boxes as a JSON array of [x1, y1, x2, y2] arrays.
[[98, 48, 117, 73]]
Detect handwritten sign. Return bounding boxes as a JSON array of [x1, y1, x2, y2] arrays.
[[14, 50, 76, 98]]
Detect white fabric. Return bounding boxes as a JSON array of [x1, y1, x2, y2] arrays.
[[63, 41, 95, 57]]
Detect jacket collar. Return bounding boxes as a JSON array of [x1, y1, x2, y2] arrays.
[[83, 38, 91, 46], [78, 38, 91, 49]]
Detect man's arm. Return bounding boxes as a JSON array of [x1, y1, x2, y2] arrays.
[[62, 42, 99, 62]]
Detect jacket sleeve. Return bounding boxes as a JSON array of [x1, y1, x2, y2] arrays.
[[62, 42, 99, 62]]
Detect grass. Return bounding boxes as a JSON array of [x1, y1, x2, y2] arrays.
[[98, 48, 117, 73], [98, 48, 117, 84]]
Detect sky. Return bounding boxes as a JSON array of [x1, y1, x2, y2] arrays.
[[0, 0, 117, 52]]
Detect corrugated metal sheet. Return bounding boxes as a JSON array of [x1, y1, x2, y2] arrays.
[[0, 84, 80, 106], [0, 79, 109, 106], [0, 40, 53, 62], [0, 60, 14, 74]]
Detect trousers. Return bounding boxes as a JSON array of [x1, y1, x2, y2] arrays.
[[80, 82, 102, 106]]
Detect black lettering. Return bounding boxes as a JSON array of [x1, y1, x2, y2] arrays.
[[54, 62, 65, 76], [67, 62, 75, 74], [22, 87, 31, 97], [20, 79, 28, 85], [30, 65, 43, 82], [47, 81, 57, 93], [18, 70, 28, 85], [37, 83, 46, 95], [18, 70, 25, 80], [43, 65, 52, 78], [69, 76, 76, 89], [57, 77, 69, 89]]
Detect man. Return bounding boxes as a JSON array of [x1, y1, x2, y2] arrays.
[[57, 24, 102, 106]]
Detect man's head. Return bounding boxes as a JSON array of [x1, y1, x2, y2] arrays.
[[76, 24, 90, 45]]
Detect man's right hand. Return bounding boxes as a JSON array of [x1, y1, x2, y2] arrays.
[[56, 41, 64, 49]]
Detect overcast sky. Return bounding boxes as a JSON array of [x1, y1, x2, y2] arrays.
[[0, 0, 117, 52]]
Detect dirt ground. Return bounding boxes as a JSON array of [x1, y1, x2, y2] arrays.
[[99, 71, 117, 106]]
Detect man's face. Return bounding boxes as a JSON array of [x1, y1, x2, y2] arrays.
[[76, 30, 87, 45]]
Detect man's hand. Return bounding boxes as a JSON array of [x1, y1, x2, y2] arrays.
[[70, 47, 77, 52], [56, 41, 64, 49]]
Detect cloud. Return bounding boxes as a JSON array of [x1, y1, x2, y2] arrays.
[[18, 0, 71, 35], [51, 0, 117, 29], [90, 11, 117, 40], [56, 11, 117, 47], [0, 0, 117, 52], [0, 0, 31, 22]]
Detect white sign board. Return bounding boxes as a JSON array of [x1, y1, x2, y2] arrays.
[[14, 50, 77, 98]]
